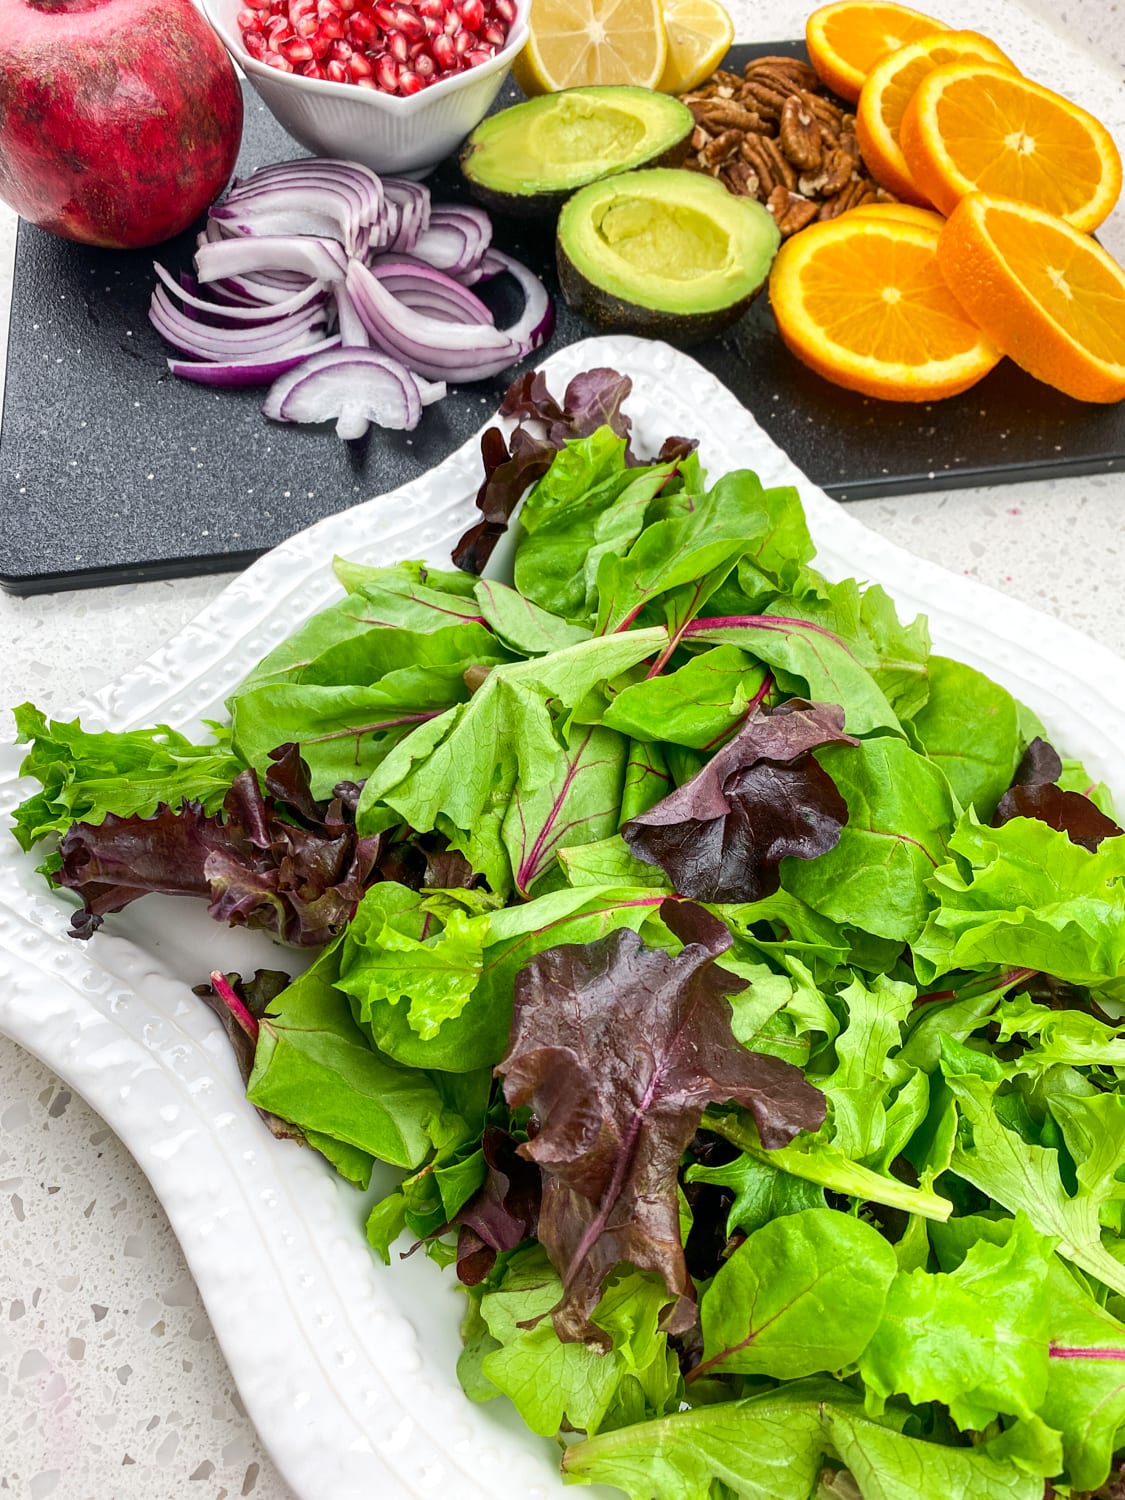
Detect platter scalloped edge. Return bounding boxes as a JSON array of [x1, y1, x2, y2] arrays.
[[2, 335, 1124, 1500]]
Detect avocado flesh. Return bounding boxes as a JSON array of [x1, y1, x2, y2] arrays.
[[556, 169, 781, 343], [460, 87, 693, 212]]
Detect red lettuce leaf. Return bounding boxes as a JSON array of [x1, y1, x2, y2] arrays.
[[496, 899, 826, 1344], [621, 701, 857, 903], [57, 743, 382, 945], [993, 736, 1123, 851], [454, 1125, 543, 1286]]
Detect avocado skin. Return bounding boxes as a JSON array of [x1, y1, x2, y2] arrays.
[[459, 88, 694, 223], [556, 239, 769, 346], [464, 134, 693, 222]]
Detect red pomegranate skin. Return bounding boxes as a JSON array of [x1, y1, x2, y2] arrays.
[[0, 0, 244, 248]]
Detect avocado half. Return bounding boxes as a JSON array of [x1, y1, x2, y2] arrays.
[[556, 168, 782, 347], [460, 86, 693, 220]]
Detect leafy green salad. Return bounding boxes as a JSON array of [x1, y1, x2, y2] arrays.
[[13, 368, 1125, 1500]]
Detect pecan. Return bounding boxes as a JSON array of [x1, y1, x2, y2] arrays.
[[778, 194, 821, 237], [721, 159, 758, 196], [739, 79, 791, 120], [820, 146, 857, 197], [817, 178, 870, 219], [779, 95, 823, 172], [739, 134, 779, 195], [701, 128, 742, 168], [744, 55, 820, 92], [694, 98, 767, 132], [757, 132, 798, 192]]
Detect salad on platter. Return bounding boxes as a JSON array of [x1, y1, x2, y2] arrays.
[[12, 365, 1125, 1500]]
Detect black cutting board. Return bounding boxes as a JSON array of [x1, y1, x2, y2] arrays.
[[2, 41, 1123, 594]]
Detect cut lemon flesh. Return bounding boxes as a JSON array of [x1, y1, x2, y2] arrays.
[[856, 30, 1017, 204], [769, 215, 1001, 400], [512, 0, 667, 94], [805, 0, 948, 103], [938, 191, 1125, 402], [657, 0, 734, 94], [900, 61, 1123, 231]]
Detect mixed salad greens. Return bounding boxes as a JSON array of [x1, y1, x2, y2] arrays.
[[14, 368, 1125, 1500]]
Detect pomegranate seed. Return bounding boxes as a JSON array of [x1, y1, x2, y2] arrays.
[[491, 0, 514, 21], [243, 28, 267, 54], [398, 66, 422, 93], [393, 6, 426, 38], [443, 9, 459, 31], [317, 13, 344, 36], [417, 0, 445, 15], [237, 7, 258, 30], [326, 57, 349, 79], [336, 0, 357, 11], [388, 29, 408, 59], [244, 0, 272, 9], [372, 2, 397, 26], [430, 31, 456, 67], [347, 11, 379, 41], [301, 59, 328, 76], [454, 26, 472, 52], [375, 52, 399, 87], [347, 49, 374, 75], [459, 0, 484, 29], [463, 44, 491, 64], [264, 49, 294, 69], [329, 37, 353, 58], [481, 21, 505, 45], [414, 49, 436, 76]]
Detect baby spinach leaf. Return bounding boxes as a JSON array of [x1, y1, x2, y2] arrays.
[[783, 738, 957, 944], [622, 701, 856, 903], [858, 1213, 1056, 1429], [909, 656, 1020, 818], [245, 946, 462, 1170], [561, 1383, 835, 1500], [603, 645, 771, 751], [821, 1404, 1042, 1500], [498, 901, 825, 1343], [694, 1207, 897, 1380], [684, 1150, 824, 1238]]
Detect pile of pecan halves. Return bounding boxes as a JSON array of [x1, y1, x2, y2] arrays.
[[681, 54, 897, 237]]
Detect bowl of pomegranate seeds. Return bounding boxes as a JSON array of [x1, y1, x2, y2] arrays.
[[202, 0, 528, 176]]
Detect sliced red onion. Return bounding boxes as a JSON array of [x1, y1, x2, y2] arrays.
[[382, 178, 431, 255], [477, 248, 555, 352], [224, 159, 386, 258], [195, 236, 349, 286], [413, 206, 492, 277], [333, 283, 370, 348], [368, 256, 494, 325], [149, 287, 327, 360], [345, 259, 523, 383], [263, 347, 438, 439], [167, 335, 342, 388], [153, 263, 328, 325]]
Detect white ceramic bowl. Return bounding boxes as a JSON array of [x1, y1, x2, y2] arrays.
[[200, 0, 530, 177]]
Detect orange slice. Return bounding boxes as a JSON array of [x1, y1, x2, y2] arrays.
[[856, 30, 1018, 204], [845, 201, 947, 230], [938, 191, 1125, 403], [805, 0, 949, 104], [769, 214, 1001, 401], [511, 0, 667, 95], [900, 61, 1123, 231]]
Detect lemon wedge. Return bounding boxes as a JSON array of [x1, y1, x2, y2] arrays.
[[512, 0, 668, 95], [657, 0, 734, 94]]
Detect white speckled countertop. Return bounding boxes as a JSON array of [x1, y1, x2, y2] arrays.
[[1, 1, 1123, 1495]]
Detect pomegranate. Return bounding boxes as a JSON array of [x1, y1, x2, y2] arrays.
[[238, 0, 516, 100], [0, 0, 243, 248]]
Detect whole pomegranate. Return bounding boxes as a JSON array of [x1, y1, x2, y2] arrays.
[[0, 0, 243, 248]]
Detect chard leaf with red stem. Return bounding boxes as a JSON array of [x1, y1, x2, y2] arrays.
[[496, 899, 826, 1344], [622, 701, 856, 904]]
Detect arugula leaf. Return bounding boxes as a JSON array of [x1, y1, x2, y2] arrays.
[[12, 703, 241, 850], [908, 656, 1020, 817], [622, 701, 857, 903], [498, 901, 826, 1342], [783, 738, 958, 944], [858, 1213, 1056, 1428], [693, 1207, 897, 1380]]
